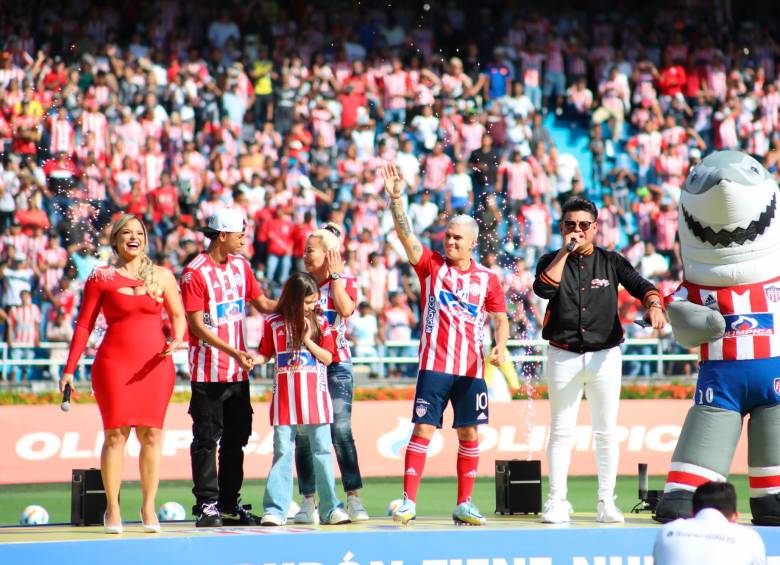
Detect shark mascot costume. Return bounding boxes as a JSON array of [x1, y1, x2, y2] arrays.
[[654, 150, 780, 525]]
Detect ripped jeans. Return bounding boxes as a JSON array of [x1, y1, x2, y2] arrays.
[[295, 362, 363, 495]]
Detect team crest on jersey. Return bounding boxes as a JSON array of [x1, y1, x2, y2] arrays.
[[766, 286, 780, 303], [182, 272, 192, 285], [774, 378, 780, 396], [591, 278, 610, 288], [723, 313, 774, 337]]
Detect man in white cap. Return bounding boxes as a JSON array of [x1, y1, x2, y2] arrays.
[[181, 208, 276, 527]]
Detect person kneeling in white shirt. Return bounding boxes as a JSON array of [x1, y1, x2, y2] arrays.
[[653, 481, 766, 565]]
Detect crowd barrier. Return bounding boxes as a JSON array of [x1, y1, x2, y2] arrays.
[[0, 339, 698, 383]]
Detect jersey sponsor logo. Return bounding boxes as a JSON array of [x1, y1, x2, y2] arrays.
[[277, 351, 317, 370], [774, 377, 780, 396], [723, 313, 774, 337], [591, 278, 610, 288], [424, 295, 437, 333], [322, 310, 338, 325], [438, 290, 478, 320], [215, 298, 244, 324], [766, 286, 780, 303]]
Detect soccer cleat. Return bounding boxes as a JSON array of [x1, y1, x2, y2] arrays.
[[293, 496, 319, 524], [392, 496, 417, 524], [596, 498, 625, 523], [194, 501, 223, 528], [260, 513, 285, 526], [324, 507, 351, 525], [452, 500, 487, 526], [347, 494, 369, 522], [541, 498, 573, 524], [219, 499, 260, 525]]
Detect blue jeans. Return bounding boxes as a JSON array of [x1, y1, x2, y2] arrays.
[[295, 362, 363, 495], [384, 107, 406, 126], [263, 424, 342, 521], [266, 253, 291, 287]]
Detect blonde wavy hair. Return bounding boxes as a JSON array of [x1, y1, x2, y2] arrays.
[[109, 214, 162, 300]]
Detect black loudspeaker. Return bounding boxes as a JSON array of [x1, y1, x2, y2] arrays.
[[71, 468, 111, 525], [495, 459, 542, 514]]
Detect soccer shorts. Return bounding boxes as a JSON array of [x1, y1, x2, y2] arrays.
[[695, 358, 780, 415], [411, 370, 489, 428]]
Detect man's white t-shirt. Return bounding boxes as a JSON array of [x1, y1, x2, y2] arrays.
[[653, 508, 766, 565]]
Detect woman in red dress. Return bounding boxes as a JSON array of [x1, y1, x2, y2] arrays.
[[60, 214, 186, 534]]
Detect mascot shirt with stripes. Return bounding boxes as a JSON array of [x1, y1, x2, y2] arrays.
[[655, 150, 780, 526]]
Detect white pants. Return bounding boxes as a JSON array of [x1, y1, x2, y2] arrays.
[[545, 345, 622, 501]]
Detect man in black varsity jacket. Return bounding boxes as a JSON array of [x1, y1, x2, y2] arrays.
[[533, 196, 666, 524]]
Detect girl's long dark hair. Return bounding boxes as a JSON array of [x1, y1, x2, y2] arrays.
[[275, 272, 322, 352]]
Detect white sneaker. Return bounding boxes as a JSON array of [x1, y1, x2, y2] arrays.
[[541, 498, 573, 524], [347, 494, 369, 522], [260, 513, 285, 526], [324, 507, 351, 525], [293, 497, 319, 524], [596, 498, 625, 523]]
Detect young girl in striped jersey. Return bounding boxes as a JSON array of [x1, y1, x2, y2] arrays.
[[256, 273, 350, 526]]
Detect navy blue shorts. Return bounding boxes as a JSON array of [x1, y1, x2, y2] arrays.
[[696, 358, 780, 415], [412, 370, 489, 428]]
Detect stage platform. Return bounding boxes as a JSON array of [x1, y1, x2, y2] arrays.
[[2, 514, 779, 565]]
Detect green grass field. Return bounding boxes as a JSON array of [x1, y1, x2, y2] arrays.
[[0, 475, 754, 526]]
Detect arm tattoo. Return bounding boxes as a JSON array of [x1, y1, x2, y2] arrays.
[[391, 198, 413, 237]]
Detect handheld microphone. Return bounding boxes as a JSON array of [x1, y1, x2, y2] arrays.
[[566, 238, 577, 252], [61, 383, 72, 412]]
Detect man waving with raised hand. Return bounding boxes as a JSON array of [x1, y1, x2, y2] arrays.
[[381, 163, 509, 526]]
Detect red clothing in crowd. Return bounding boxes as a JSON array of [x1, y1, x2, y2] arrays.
[[292, 223, 315, 259], [658, 64, 687, 97], [262, 214, 296, 256], [151, 184, 179, 223]]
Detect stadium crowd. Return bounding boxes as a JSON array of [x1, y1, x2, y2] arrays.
[[0, 0, 773, 380]]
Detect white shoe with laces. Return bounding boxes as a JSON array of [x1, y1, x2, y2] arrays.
[[596, 498, 625, 523], [541, 498, 573, 524], [324, 507, 351, 525], [293, 496, 319, 524], [347, 494, 369, 522]]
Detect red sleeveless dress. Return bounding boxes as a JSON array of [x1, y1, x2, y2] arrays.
[[64, 266, 175, 429]]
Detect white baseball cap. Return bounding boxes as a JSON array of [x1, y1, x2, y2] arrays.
[[199, 208, 246, 234]]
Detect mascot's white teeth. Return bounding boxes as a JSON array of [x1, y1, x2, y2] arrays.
[[682, 193, 776, 247]]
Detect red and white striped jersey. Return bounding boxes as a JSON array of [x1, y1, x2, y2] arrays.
[[499, 160, 532, 201], [383, 71, 410, 109], [9, 303, 41, 345], [669, 276, 780, 361], [628, 131, 663, 167], [0, 67, 24, 89], [318, 275, 359, 363], [80, 111, 109, 153], [181, 252, 263, 383], [414, 247, 506, 378], [113, 120, 146, 157], [423, 153, 453, 190], [49, 117, 75, 154], [259, 313, 335, 426], [140, 151, 166, 193]]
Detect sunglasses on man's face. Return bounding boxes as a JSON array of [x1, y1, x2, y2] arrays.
[[563, 220, 595, 231]]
